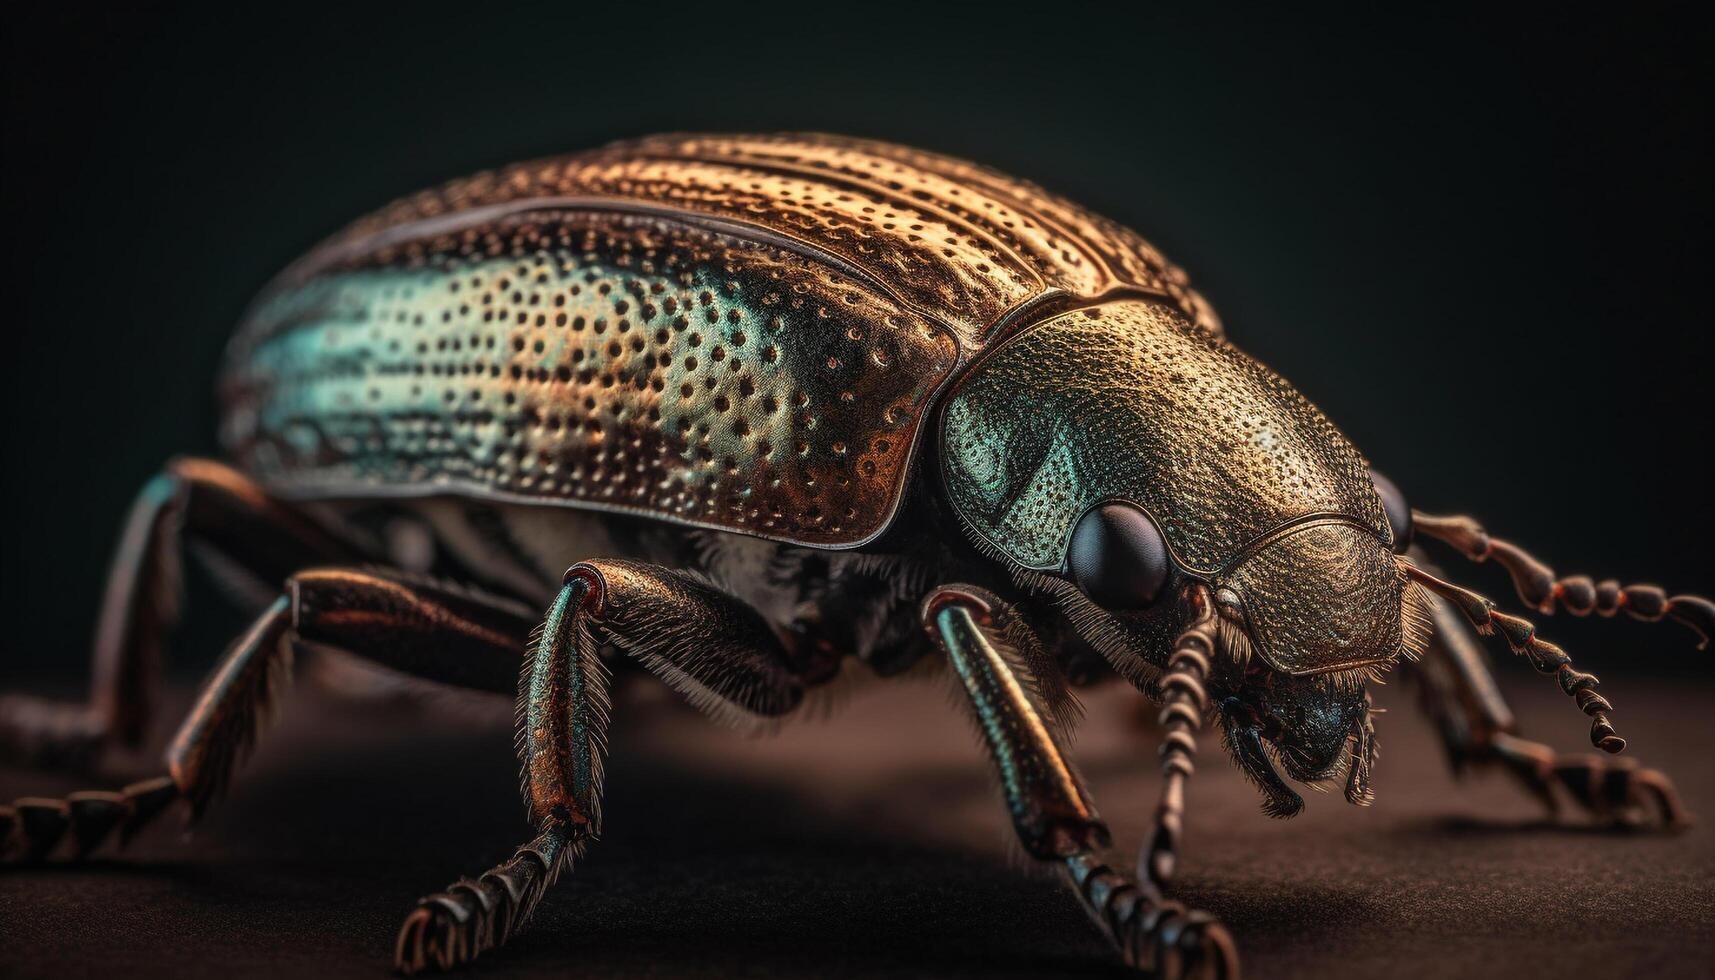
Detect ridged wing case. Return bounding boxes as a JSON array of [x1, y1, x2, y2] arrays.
[[220, 134, 1215, 547]]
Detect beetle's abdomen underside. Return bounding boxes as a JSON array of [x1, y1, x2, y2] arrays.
[[220, 133, 1217, 548]]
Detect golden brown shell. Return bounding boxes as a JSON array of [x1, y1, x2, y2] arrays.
[[220, 134, 1218, 548]]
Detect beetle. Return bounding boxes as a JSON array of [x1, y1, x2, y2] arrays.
[[2, 133, 1710, 979]]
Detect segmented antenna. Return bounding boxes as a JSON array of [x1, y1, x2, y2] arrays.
[[1412, 511, 1715, 648], [1401, 561, 1624, 753], [1143, 583, 1216, 891]]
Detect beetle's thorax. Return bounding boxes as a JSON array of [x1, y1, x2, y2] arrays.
[[938, 299, 1389, 571], [938, 299, 1409, 675]]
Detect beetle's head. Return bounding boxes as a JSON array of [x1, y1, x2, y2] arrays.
[[1201, 515, 1426, 815], [938, 300, 1430, 815]]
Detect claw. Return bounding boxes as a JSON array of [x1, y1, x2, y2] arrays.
[[1552, 757, 1689, 829], [1489, 732, 1689, 830], [1063, 852, 1238, 978], [396, 899, 472, 975], [1152, 910, 1238, 980], [394, 824, 576, 975]]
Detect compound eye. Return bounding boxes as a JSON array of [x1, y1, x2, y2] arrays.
[[1068, 502, 1171, 610], [1370, 469, 1413, 553]]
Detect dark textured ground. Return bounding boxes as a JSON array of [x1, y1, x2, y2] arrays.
[[3, 668, 1713, 980]]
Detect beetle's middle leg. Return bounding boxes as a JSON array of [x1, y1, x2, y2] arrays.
[[395, 558, 808, 975], [1408, 588, 1688, 828], [921, 584, 1236, 980]]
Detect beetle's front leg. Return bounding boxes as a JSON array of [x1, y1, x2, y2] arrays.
[[921, 585, 1236, 980], [396, 559, 807, 974]]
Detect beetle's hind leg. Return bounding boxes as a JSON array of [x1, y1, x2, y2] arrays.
[[396, 559, 809, 975], [0, 457, 369, 768], [922, 584, 1236, 979], [2, 568, 535, 861], [1407, 585, 1688, 829]]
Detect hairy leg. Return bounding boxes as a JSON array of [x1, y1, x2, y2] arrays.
[[1, 568, 535, 861], [0, 458, 370, 765], [396, 559, 808, 974], [922, 584, 1235, 980]]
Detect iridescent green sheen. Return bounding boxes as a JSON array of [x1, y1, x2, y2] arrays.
[[221, 214, 956, 549], [933, 599, 1098, 858], [523, 576, 604, 831]]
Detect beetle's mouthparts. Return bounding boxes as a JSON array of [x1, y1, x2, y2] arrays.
[[1346, 698, 1378, 806], [1220, 700, 1304, 819], [1219, 670, 1378, 818]]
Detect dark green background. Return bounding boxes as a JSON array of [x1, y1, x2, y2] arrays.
[[3, 4, 1710, 679]]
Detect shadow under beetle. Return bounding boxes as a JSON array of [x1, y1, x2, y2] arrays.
[[4, 134, 1711, 979]]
